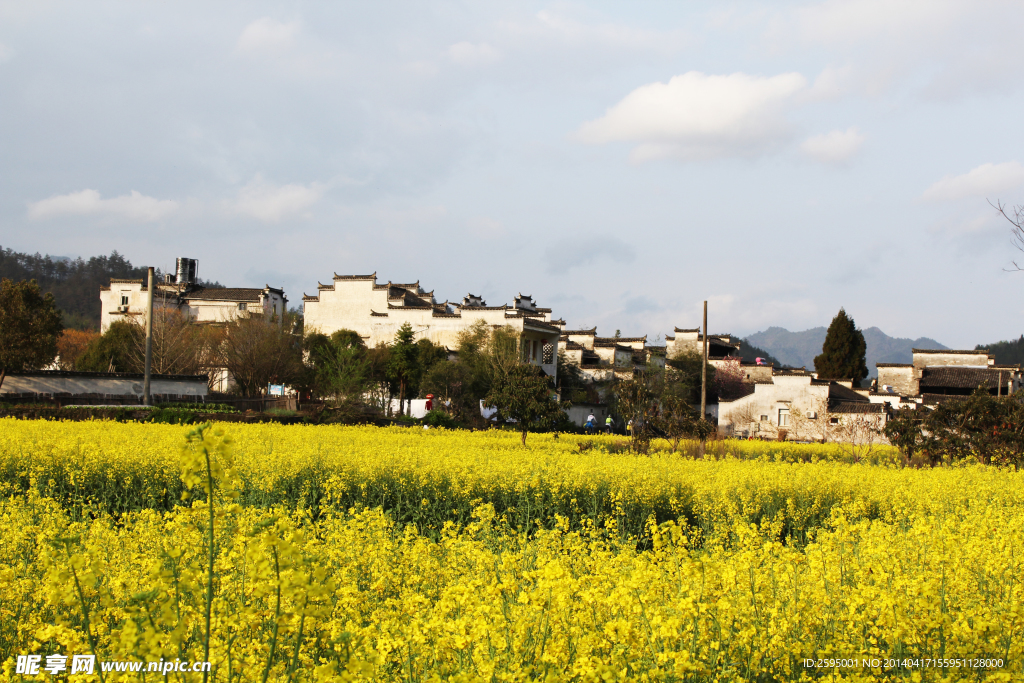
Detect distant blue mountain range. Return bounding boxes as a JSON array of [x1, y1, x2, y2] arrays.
[[744, 326, 948, 378]]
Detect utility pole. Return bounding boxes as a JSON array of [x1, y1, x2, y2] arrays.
[[700, 300, 708, 457], [143, 267, 154, 405], [700, 300, 708, 421]]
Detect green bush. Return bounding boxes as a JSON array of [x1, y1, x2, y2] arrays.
[[423, 409, 458, 429]]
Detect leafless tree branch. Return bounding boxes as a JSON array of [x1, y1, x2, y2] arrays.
[[990, 198, 1024, 271]]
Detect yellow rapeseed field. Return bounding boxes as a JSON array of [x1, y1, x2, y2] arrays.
[[1, 419, 1022, 681]]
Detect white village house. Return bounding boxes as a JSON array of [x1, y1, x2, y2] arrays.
[[99, 258, 287, 333], [302, 272, 564, 378]]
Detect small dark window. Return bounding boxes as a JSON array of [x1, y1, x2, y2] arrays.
[[238, 302, 247, 311], [542, 340, 554, 364], [829, 417, 840, 425], [120, 294, 129, 306]]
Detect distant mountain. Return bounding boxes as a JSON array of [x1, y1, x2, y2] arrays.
[[735, 338, 781, 366], [745, 326, 947, 377]]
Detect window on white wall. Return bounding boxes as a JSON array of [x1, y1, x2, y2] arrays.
[[238, 302, 247, 311], [120, 293, 129, 306], [778, 408, 790, 427]]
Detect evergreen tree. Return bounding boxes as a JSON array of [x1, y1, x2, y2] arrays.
[[387, 323, 418, 415], [0, 278, 64, 389], [813, 308, 868, 384]]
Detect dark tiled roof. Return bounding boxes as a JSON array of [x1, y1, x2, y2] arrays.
[[876, 363, 912, 368], [370, 310, 388, 317], [921, 393, 967, 405], [302, 294, 319, 301], [830, 402, 884, 414], [919, 367, 1007, 390], [562, 341, 585, 350], [718, 383, 757, 402], [8, 369, 207, 381], [913, 348, 989, 355], [333, 272, 376, 280], [387, 301, 431, 310], [185, 288, 266, 302], [593, 341, 631, 349], [828, 382, 869, 402], [563, 328, 597, 336], [317, 282, 334, 290], [109, 278, 144, 284], [595, 336, 647, 343], [674, 327, 700, 333], [522, 319, 561, 332]]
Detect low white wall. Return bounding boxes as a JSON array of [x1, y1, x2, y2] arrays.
[[1, 372, 208, 397], [566, 403, 609, 427]]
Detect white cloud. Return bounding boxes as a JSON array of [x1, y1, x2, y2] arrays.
[[796, 0, 965, 46], [574, 71, 808, 162], [800, 127, 866, 164], [447, 41, 499, 66], [28, 189, 179, 222], [920, 162, 1024, 202], [232, 178, 322, 222], [235, 18, 300, 54], [544, 235, 635, 274], [506, 10, 689, 53]]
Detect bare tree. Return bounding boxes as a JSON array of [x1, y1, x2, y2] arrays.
[[219, 315, 302, 397], [991, 199, 1024, 270], [127, 308, 212, 376]]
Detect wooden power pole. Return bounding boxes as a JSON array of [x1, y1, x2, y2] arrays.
[[143, 267, 154, 405], [700, 300, 708, 422]]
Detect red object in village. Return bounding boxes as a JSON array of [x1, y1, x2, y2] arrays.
[[425, 393, 434, 411]]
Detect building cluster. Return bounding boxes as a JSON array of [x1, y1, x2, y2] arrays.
[[6, 258, 1020, 438], [98, 258, 286, 333]]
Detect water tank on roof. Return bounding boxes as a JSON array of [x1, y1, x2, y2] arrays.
[[175, 258, 198, 284]]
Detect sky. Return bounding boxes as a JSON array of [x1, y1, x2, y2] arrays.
[[2, 1, 1024, 348]]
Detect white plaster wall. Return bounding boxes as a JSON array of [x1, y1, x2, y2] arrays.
[[913, 351, 990, 368], [2, 373, 208, 396], [718, 375, 829, 438], [877, 366, 917, 396]]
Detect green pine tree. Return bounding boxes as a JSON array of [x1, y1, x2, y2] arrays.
[[813, 308, 868, 384]]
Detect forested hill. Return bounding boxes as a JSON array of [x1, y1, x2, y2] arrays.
[[978, 337, 1024, 367], [1, 246, 225, 329], [736, 339, 781, 366], [0, 246, 153, 329]]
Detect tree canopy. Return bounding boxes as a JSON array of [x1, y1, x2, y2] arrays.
[[0, 278, 64, 389], [813, 308, 868, 385], [484, 363, 565, 445]]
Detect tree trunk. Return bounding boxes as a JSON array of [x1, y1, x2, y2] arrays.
[[0, 368, 5, 391], [521, 429, 527, 446], [398, 382, 406, 417]]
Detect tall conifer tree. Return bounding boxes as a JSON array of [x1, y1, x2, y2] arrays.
[[813, 308, 868, 384]]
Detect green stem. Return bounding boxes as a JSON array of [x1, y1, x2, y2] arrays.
[[261, 546, 282, 683], [203, 440, 215, 683], [65, 545, 107, 683]]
